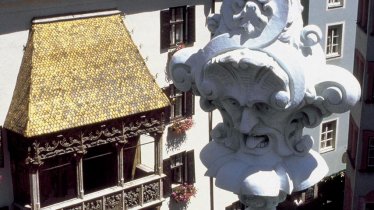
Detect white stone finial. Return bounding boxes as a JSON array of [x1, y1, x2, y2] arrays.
[[169, 0, 361, 208]]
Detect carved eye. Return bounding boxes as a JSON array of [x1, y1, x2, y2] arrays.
[[223, 98, 240, 108], [254, 103, 273, 114]]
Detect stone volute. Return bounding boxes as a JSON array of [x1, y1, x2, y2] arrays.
[[169, 0, 361, 209]]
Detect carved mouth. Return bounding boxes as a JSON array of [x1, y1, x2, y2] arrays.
[[245, 135, 270, 149]]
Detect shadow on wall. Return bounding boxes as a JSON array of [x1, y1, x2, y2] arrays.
[[168, 199, 188, 210], [0, 0, 211, 35], [166, 127, 187, 153]]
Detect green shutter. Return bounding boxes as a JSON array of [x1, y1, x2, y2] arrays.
[[160, 9, 171, 49], [186, 150, 195, 184]]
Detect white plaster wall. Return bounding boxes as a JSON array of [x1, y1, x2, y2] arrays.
[[0, 30, 29, 208], [0, 31, 29, 125]]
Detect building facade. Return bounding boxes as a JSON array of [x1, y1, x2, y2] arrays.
[[344, 0, 374, 209], [284, 0, 358, 208], [0, 1, 241, 210], [0, 0, 360, 210]]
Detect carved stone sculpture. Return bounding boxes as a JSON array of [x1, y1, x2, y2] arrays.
[[169, 0, 361, 209]]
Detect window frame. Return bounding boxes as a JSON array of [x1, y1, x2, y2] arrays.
[[327, 0, 344, 9], [170, 151, 187, 184], [366, 61, 374, 103], [163, 84, 195, 122], [169, 150, 195, 185], [319, 119, 338, 153], [39, 154, 77, 207], [357, 0, 369, 32], [162, 150, 195, 196], [83, 144, 118, 194], [325, 23, 344, 59], [368, 137, 374, 168], [169, 7, 186, 46], [170, 86, 184, 119], [360, 130, 374, 171], [348, 115, 359, 168], [354, 49, 365, 88]]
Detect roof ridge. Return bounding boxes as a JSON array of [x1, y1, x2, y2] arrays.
[[32, 10, 121, 24]]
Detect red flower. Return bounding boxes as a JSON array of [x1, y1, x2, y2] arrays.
[[171, 118, 194, 134]]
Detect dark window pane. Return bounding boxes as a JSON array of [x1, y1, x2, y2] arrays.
[[39, 155, 77, 207], [366, 203, 374, 210], [83, 144, 117, 194], [13, 163, 30, 206]]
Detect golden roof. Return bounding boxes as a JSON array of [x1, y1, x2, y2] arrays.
[[4, 11, 170, 137]]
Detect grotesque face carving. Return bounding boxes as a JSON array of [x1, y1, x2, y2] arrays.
[[202, 50, 297, 159], [169, 1, 361, 209], [197, 49, 329, 208]]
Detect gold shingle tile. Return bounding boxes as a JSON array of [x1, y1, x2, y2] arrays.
[[4, 12, 170, 137]]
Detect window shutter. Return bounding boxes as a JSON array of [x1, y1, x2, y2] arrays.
[[186, 6, 196, 45], [186, 150, 195, 184], [163, 158, 172, 197], [162, 85, 172, 124], [160, 9, 171, 50], [183, 90, 195, 117]]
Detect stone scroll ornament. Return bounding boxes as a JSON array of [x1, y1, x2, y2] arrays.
[[169, 0, 361, 209]]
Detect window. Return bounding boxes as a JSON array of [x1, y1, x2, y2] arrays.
[[320, 120, 337, 152], [83, 144, 117, 194], [367, 203, 374, 210], [348, 115, 359, 167], [160, 6, 195, 49], [302, 185, 317, 203], [368, 137, 374, 167], [163, 84, 195, 122], [123, 137, 140, 181], [366, 62, 374, 103], [357, 0, 369, 32], [361, 130, 374, 171], [171, 87, 184, 118], [326, 24, 343, 59], [170, 150, 195, 184], [328, 0, 344, 8], [163, 150, 195, 196], [354, 49, 365, 87], [39, 155, 77, 207]]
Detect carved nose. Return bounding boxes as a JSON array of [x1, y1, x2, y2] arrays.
[[239, 107, 258, 134]]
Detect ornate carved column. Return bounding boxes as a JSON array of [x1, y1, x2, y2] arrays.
[[75, 143, 86, 199], [152, 132, 163, 175], [26, 144, 43, 210], [169, 0, 361, 209], [29, 166, 41, 210], [116, 138, 127, 187]]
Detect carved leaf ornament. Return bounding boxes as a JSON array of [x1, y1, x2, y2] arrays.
[[169, 0, 361, 209]]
